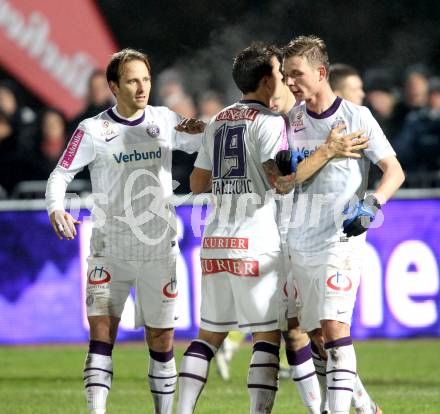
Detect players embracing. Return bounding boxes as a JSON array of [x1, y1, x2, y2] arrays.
[[277, 36, 405, 414], [177, 43, 370, 414]]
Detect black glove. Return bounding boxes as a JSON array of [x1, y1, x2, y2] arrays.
[[275, 150, 305, 176]]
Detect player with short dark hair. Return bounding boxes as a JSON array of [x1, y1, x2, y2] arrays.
[[177, 43, 368, 414], [278, 35, 405, 414], [46, 48, 203, 414]]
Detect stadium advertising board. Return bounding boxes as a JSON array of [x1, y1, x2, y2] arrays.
[[0, 0, 117, 118], [0, 200, 439, 344]]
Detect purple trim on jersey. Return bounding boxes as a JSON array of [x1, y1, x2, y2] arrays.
[[179, 372, 207, 383], [106, 107, 145, 126], [253, 341, 280, 357], [306, 96, 342, 119], [286, 342, 312, 365], [89, 340, 113, 356], [324, 336, 353, 349], [149, 348, 174, 363], [239, 99, 268, 107], [293, 371, 316, 382], [184, 340, 214, 361]]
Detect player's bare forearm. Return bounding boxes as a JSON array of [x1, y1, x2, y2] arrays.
[[373, 156, 405, 204], [294, 145, 331, 183], [190, 167, 212, 193]]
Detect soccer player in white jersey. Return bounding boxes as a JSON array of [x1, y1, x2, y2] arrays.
[[277, 36, 405, 414], [272, 81, 374, 414], [45, 49, 203, 414], [176, 43, 368, 414]]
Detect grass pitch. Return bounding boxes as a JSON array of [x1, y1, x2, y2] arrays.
[[1, 339, 439, 413]]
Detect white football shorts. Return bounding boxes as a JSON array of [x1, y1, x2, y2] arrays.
[[199, 252, 287, 333], [289, 245, 362, 332], [85, 255, 178, 329]]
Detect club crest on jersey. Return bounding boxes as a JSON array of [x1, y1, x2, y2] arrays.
[[293, 111, 306, 133], [146, 123, 160, 138], [101, 120, 119, 141], [331, 116, 346, 131]]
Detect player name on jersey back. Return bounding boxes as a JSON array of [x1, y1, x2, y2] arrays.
[[215, 107, 259, 122]]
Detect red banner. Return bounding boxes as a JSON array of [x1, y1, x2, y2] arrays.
[[0, 0, 117, 118]]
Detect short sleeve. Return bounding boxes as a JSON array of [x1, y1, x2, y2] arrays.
[[258, 115, 285, 163], [360, 107, 396, 164], [194, 131, 212, 171]]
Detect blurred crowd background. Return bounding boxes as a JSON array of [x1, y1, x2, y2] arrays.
[[0, 0, 439, 198]]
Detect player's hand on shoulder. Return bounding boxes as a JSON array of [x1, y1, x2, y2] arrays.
[[342, 195, 381, 237], [175, 118, 206, 134], [325, 124, 368, 159], [49, 210, 80, 240]]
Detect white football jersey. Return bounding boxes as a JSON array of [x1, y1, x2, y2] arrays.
[[46, 105, 201, 261], [195, 100, 288, 259], [286, 97, 395, 254]]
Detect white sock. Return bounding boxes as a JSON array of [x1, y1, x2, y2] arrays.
[[83, 353, 112, 413], [325, 337, 357, 414], [148, 350, 177, 414], [311, 342, 330, 413], [176, 340, 216, 414], [247, 341, 279, 414], [287, 343, 321, 414]]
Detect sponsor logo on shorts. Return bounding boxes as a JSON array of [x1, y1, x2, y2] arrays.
[[201, 258, 259, 277], [88, 266, 111, 285], [162, 276, 178, 298], [326, 271, 352, 292], [60, 129, 84, 168], [202, 237, 248, 250]]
